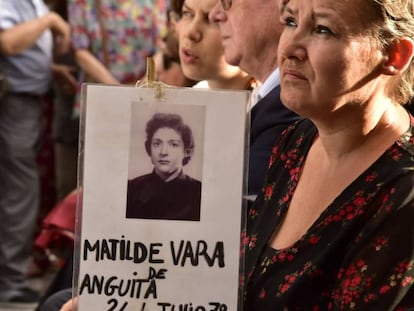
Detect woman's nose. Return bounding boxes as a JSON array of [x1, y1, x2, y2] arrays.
[[160, 143, 169, 155], [279, 30, 307, 62], [186, 19, 203, 42]]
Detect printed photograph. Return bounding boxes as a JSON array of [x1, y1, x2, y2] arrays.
[[126, 104, 205, 221]]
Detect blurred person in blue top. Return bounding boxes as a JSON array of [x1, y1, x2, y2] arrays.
[[0, 0, 70, 308]]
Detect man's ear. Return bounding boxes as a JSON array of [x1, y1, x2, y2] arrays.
[[382, 37, 414, 75]]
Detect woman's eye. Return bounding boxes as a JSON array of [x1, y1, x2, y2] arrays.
[[181, 10, 193, 19], [315, 25, 333, 35], [152, 141, 160, 148], [282, 16, 297, 28]]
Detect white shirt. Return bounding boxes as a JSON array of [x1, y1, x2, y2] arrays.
[[192, 80, 209, 89], [250, 68, 280, 108], [258, 68, 280, 99]]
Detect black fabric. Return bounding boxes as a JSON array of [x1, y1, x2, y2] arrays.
[[0, 68, 8, 100], [248, 85, 300, 195], [35, 252, 73, 311], [126, 171, 202, 221], [37, 288, 72, 311], [52, 52, 79, 144]]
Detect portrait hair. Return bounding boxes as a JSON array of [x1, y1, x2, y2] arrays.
[[144, 113, 195, 166]]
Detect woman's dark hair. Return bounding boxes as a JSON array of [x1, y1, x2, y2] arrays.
[[144, 113, 195, 165], [171, 0, 185, 16]]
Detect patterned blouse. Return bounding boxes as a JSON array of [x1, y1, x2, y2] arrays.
[[68, 0, 168, 83], [243, 117, 414, 310]]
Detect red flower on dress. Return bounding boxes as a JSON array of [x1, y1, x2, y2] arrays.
[[350, 276, 362, 287], [268, 145, 279, 167], [389, 147, 403, 161], [402, 276, 413, 287], [249, 208, 258, 218], [309, 235, 320, 245], [365, 172, 377, 182], [248, 235, 257, 250], [280, 283, 290, 293], [396, 260, 412, 274], [353, 197, 366, 207], [373, 236, 389, 251], [264, 184, 274, 200], [287, 275, 297, 283], [379, 285, 390, 294], [259, 289, 266, 299], [278, 252, 287, 261], [241, 230, 249, 247], [356, 260, 365, 268]]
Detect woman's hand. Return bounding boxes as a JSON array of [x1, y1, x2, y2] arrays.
[[60, 297, 78, 311]]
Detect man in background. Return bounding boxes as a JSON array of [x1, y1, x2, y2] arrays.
[[0, 0, 70, 308], [209, 0, 300, 198]]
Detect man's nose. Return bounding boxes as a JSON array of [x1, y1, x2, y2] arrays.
[[209, 1, 226, 23]]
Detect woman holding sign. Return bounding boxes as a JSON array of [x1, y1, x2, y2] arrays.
[[243, 0, 414, 309], [126, 113, 202, 221]]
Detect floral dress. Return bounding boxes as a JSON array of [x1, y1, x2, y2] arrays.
[[243, 118, 414, 310], [68, 0, 167, 82], [68, 0, 168, 115]]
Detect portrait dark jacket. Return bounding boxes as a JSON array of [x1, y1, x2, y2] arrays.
[[126, 171, 201, 221], [249, 85, 300, 195]]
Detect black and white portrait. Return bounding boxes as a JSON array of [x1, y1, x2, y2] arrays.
[[126, 107, 205, 221]]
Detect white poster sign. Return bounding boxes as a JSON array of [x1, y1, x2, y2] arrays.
[[74, 84, 249, 311]]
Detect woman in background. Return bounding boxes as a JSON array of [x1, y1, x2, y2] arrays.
[[172, 0, 257, 90], [68, 0, 168, 115]]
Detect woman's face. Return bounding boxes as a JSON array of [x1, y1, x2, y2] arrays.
[[150, 127, 186, 179], [177, 0, 240, 81], [278, 0, 386, 119]]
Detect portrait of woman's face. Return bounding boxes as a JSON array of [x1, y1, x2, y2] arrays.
[[127, 109, 204, 221], [150, 127, 186, 179]]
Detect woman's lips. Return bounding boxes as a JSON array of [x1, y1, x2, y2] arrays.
[[181, 48, 199, 64]]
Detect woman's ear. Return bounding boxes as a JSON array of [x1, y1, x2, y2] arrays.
[[382, 37, 414, 75]]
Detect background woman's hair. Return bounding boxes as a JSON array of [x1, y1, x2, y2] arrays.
[[171, 0, 185, 16], [144, 113, 195, 165]]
